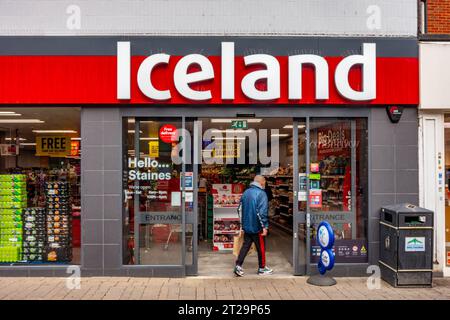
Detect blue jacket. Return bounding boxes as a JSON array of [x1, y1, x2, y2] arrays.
[[239, 182, 269, 234]]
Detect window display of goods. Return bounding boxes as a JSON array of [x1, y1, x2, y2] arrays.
[[22, 208, 46, 262], [0, 174, 27, 263], [44, 182, 72, 262], [213, 219, 240, 234]]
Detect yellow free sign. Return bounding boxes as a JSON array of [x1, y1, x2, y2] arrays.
[[149, 140, 159, 157], [36, 135, 72, 157]]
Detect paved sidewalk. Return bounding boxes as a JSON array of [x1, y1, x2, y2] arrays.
[[0, 276, 449, 300]]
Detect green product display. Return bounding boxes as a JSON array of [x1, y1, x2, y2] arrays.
[[0, 195, 27, 202], [0, 175, 26, 182], [0, 209, 22, 216], [0, 174, 27, 263], [0, 246, 21, 263]]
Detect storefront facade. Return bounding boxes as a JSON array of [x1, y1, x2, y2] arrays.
[[0, 36, 419, 277], [419, 41, 450, 277]]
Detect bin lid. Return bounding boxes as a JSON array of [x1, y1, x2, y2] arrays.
[[381, 203, 433, 214]]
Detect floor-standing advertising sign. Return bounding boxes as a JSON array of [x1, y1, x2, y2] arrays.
[[317, 221, 335, 275]]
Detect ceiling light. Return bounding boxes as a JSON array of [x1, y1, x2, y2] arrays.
[[271, 134, 290, 137], [0, 111, 18, 114], [210, 137, 246, 140], [71, 137, 81, 141], [32, 129, 75, 133], [210, 119, 263, 123], [0, 113, 21, 116], [128, 130, 143, 134], [5, 138, 26, 141], [283, 125, 306, 129], [140, 137, 159, 141], [210, 129, 253, 134], [20, 143, 36, 146], [0, 119, 44, 124]]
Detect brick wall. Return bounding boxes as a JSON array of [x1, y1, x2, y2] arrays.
[[426, 0, 450, 34]]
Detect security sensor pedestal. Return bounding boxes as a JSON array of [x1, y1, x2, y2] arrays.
[[307, 274, 336, 287]]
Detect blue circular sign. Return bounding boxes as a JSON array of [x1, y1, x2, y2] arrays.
[[320, 248, 335, 271], [318, 260, 327, 275], [317, 221, 335, 250]]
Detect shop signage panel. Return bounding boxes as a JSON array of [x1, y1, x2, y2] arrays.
[[159, 124, 178, 143], [148, 140, 159, 157], [36, 136, 71, 157], [311, 239, 368, 263], [139, 212, 182, 224], [0, 144, 18, 156], [0, 39, 418, 105], [231, 120, 248, 129]]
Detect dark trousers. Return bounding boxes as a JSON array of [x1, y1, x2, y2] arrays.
[[236, 232, 266, 269]]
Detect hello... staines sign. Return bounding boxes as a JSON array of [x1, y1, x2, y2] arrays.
[[117, 42, 376, 102]]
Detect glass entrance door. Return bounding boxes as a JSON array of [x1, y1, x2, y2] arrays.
[[124, 117, 187, 267], [306, 118, 369, 270], [293, 117, 369, 275], [293, 119, 308, 275]]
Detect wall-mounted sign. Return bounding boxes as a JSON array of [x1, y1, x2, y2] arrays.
[[159, 124, 178, 143], [231, 120, 248, 129], [182, 172, 194, 191], [0, 144, 18, 156], [317, 123, 351, 159], [148, 140, 159, 157], [0, 38, 419, 105], [309, 189, 322, 208], [386, 106, 404, 123], [118, 42, 377, 102], [36, 135, 71, 157]]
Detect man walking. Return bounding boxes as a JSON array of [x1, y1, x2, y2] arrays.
[[234, 175, 273, 276]]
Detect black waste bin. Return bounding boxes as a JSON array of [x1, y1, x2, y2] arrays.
[[379, 203, 433, 287]]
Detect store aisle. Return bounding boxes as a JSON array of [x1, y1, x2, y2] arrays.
[[198, 224, 293, 277]]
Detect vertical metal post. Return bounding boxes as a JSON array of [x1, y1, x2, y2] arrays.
[[351, 120, 357, 239], [292, 120, 299, 274], [181, 117, 186, 268], [134, 118, 140, 264], [306, 117, 311, 275], [192, 119, 200, 274]]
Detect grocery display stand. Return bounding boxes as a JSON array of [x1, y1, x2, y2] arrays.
[[211, 184, 242, 251], [0, 174, 26, 263], [45, 182, 72, 262]]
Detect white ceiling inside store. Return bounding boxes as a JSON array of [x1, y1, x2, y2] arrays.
[[0, 107, 81, 148]]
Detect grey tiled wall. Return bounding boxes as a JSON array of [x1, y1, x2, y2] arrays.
[[81, 108, 123, 275], [79, 106, 419, 275], [368, 107, 419, 264]]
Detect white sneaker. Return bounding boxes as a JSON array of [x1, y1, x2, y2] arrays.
[[258, 266, 274, 275], [234, 265, 244, 277]]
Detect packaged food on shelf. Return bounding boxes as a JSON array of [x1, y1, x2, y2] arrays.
[[0, 174, 26, 263]]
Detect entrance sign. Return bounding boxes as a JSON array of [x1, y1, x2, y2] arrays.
[[118, 42, 376, 102], [36, 135, 71, 157]]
